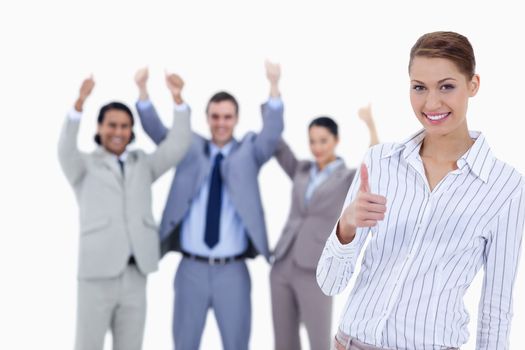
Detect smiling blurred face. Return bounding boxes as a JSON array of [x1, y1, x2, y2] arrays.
[[409, 56, 479, 137], [207, 100, 238, 147], [309, 125, 338, 167], [97, 109, 133, 156]]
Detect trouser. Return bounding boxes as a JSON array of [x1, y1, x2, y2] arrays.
[[270, 253, 332, 350], [74, 264, 147, 350], [173, 257, 251, 350]]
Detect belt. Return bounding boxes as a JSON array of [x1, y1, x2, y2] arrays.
[[335, 330, 385, 350], [334, 329, 459, 350], [181, 251, 245, 265]]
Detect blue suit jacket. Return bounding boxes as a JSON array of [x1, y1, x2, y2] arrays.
[[137, 101, 284, 260]]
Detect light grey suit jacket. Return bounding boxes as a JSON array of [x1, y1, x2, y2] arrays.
[[272, 140, 356, 269], [137, 101, 284, 260], [58, 108, 191, 279]]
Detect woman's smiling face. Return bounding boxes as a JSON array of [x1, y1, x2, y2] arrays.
[[409, 56, 480, 137]]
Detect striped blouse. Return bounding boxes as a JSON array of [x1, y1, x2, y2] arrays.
[[316, 130, 525, 349]]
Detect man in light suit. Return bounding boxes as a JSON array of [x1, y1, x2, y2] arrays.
[[135, 62, 283, 350], [58, 73, 191, 350]]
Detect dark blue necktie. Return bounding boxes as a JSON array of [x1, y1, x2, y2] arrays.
[[118, 159, 125, 175], [204, 153, 224, 248]]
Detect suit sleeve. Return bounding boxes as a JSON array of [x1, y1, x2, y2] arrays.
[[136, 100, 169, 145], [316, 149, 372, 296], [476, 182, 525, 350], [57, 113, 87, 186], [252, 99, 284, 166], [274, 138, 299, 179], [147, 105, 192, 181]]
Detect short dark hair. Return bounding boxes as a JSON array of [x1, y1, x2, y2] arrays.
[[94, 101, 135, 145], [308, 116, 338, 137], [409, 31, 476, 79], [206, 91, 239, 115]]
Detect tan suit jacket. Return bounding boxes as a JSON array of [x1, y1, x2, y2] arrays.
[[273, 140, 356, 269]]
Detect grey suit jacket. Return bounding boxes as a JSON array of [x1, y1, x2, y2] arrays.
[[272, 140, 356, 269], [137, 101, 284, 260], [58, 108, 191, 279]]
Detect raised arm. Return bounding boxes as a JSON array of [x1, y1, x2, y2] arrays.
[[316, 151, 387, 296], [358, 103, 379, 147], [253, 61, 285, 166], [57, 76, 94, 186], [148, 73, 192, 181], [135, 67, 169, 145], [476, 184, 525, 349], [274, 138, 299, 179]]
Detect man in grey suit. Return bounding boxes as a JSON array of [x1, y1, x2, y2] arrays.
[[58, 73, 191, 350], [135, 62, 283, 350]]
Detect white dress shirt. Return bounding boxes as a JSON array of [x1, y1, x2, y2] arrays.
[[317, 130, 525, 350]]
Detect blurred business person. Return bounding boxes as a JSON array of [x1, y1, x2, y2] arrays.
[[271, 105, 378, 350], [58, 73, 191, 350], [135, 62, 284, 350]]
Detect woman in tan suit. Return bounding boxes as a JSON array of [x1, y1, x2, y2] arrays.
[[271, 106, 379, 350]]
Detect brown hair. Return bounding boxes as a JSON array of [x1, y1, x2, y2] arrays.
[[206, 91, 239, 115], [409, 31, 476, 79]]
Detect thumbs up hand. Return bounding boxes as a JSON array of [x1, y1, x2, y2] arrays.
[[337, 164, 387, 244]]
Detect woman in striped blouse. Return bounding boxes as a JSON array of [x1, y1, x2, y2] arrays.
[[317, 31, 525, 350]]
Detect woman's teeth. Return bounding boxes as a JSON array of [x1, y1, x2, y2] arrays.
[[425, 112, 449, 121]]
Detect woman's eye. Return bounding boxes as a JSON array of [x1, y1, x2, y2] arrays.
[[412, 85, 425, 92], [440, 84, 455, 91]]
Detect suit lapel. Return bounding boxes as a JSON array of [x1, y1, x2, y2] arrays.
[[308, 162, 346, 203], [221, 138, 239, 174], [193, 138, 213, 195], [95, 147, 123, 178], [123, 152, 138, 184], [296, 163, 312, 212]]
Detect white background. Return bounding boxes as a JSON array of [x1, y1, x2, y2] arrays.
[[1, 0, 524, 349]]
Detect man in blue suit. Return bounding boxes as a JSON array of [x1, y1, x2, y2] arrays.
[[135, 62, 283, 350]]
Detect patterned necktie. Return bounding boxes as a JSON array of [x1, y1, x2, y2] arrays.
[[204, 153, 224, 248]]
